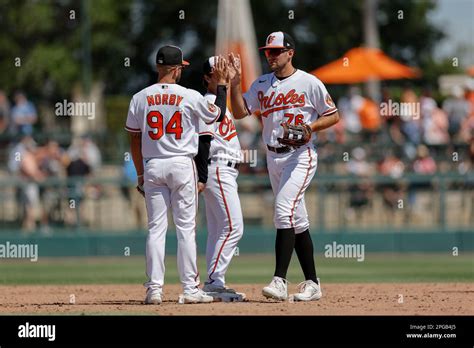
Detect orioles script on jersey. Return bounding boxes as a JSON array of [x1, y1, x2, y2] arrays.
[[146, 93, 184, 107], [258, 89, 305, 117]]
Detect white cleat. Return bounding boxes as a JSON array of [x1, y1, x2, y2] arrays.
[[262, 276, 288, 301], [144, 290, 162, 305], [292, 279, 322, 302], [182, 288, 214, 304]]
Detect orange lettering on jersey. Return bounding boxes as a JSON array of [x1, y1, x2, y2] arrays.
[[176, 96, 183, 106], [257, 89, 306, 117], [169, 94, 176, 105], [162, 94, 169, 105], [147, 96, 155, 106]]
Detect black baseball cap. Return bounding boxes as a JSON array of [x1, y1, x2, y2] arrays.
[[259, 31, 295, 50], [156, 45, 190, 66]]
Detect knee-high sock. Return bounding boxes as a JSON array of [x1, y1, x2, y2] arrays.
[[294, 229, 318, 283], [274, 228, 295, 279]]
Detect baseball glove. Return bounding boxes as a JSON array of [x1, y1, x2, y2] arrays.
[[277, 123, 312, 148]]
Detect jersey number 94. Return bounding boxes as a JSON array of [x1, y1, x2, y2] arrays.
[[147, 111, 183, 140]]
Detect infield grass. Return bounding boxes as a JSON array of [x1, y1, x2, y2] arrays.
[[0, 253, 472, 285]]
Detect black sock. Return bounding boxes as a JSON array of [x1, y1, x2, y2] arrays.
[[295, 229, 318, 283], [274, 228, 295, 279]]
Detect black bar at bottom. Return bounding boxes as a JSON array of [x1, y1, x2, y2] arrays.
[[0, 315, 471, 346]]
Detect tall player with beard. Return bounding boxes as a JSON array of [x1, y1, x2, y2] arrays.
[[229, 32, 340, 301]]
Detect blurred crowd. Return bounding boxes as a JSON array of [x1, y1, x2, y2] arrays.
[[329, 82, 474, 217], [6, 134, 101, 233], [0, 80, 473, 231]]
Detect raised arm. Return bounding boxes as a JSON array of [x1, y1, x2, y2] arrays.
[[228, 53, 249, 119], [211, 56, 229, 122]]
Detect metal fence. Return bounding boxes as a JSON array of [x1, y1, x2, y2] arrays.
[[0, 172, 472, 234]]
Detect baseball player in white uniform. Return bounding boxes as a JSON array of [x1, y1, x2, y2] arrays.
[[195, 57, 245, 301], [229, 32, 340, 301], [125, 46, 229, 304]]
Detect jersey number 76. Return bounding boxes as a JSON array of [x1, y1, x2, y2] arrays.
[[147, 111, 183, 140]]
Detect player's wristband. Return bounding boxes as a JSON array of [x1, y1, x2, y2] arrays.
[[214, 85, 227, 121], [137, 174, 143, 178]]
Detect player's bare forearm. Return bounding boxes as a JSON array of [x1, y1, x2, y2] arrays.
[[309, 111, 340, 132], [129, 132, 144, 176], [230, 83, 248, 119]]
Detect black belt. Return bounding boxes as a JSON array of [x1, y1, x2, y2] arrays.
[[208, 159, 241, 170], [267, 145, 292, 154], [226, 161, 240, 170]]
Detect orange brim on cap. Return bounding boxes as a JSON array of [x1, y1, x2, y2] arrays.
[[182, 60, 190, 65], [258, 45, 286, 50]]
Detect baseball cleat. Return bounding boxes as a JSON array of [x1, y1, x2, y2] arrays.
[[262, 276, 288, 301], [144, 290, 162, 305], [181, 288, 214, 304], [203, 282, 237, 294], [203, 283, 247, 302], [291, 279, 322, 302]]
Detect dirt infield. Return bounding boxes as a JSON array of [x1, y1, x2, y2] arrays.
[[0, 283, 472, 315]]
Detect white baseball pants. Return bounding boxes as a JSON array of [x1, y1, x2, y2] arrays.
[[203, 164, 243, 287], [267, 146, 317, 234], [143, 156, 200, 293]]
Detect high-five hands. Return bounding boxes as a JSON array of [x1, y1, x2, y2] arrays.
[[212, 55, 229, 85], [228, 53, 241, 86]]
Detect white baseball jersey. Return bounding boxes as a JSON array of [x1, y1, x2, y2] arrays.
[[243, 70, 337, 147], [125, 83, 221, 158], [198, 92, 244, 289], [198, 93, 242, 163]]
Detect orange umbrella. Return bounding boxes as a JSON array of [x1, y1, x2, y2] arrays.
[[311, 47, 420, 84]]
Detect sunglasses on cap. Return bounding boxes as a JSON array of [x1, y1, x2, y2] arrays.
[[264, 48, 291, 58]]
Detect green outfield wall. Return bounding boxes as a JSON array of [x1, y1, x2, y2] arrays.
[[0, 227, 472, 257]]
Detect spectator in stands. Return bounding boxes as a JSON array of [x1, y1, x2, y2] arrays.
[[408, 144, 437, 208], [460, 109, 474, 143], [400, 86, 422, 158], [381, 87, 404, 145], [346, 147, 374, 222], [67, 134, 102, 201], [378, 150, 405, 210], [443, 86, 470, 142], [457, 138, 474, 176], [64, 147, 91, 227], [357, 96, 381, 142], [423, 106, 449, 146], [413, 144, 437, 175], [8, 135, 45, 232], [420, 87, 436, 135], [0, 90, 10, 134], [68, 135, 102, 172], [337, 87, 362, 141], [10, 92, 37, 136], [460, 80, 474, 143], [36, 140, 68, 232], [465, 80, 474, 117]]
